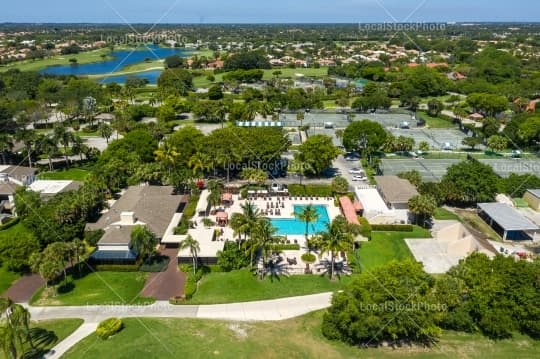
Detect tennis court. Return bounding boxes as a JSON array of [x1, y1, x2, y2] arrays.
[[388, 128, 472, 150], [381, 158, 540, 182], [279, 112, 412, 129]]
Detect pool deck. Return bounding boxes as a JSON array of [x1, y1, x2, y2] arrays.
[[178, 194, 343, 273]]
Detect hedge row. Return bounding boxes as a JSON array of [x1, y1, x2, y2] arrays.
[[288, 184, 333, 197], [174, 195, 200, 235], [265, 244, 301, 251], [181, 265, 206, 300], [96, 318, 123, 340], [371, 224, 414, 232], [94, 264, 140, 272], [0, 217, 20, 231]]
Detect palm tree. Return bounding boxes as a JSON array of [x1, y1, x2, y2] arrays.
[[0, 134, 13, 165], [98, 122, 113, 143], [38, 135, 58, 172], [179, 235, 200, 274], [316, 216, 354, 281], [188, 151, 211, 178], [14, 128, 35, 168], [295, 204, 320, 249], [155, 141, 179, 178], [70, 135, 86, 161], [230, 201, 262, 248], [251, 218, 279, 272], [130, 225, 157, 262], [0, 298, 33, 359], [207, 179, 224, 211], [53, 124, 72, 168]]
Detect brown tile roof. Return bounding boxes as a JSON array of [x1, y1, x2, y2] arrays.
[[98, 226, 133, 245], [0, 166, 37, 179], [0, 183, 18, 196], [86, 185, 185, 238], [374, 176, 419, 204]]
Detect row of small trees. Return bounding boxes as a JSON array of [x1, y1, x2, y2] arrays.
[[323, 254, 540, 346]]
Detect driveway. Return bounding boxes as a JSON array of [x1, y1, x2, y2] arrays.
[[2, 274, 44, 303], [140, 248, 186, 300]]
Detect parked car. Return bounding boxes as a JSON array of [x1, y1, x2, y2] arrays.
[[344, 152, 360, 161], [349, 168, 364, 175], [352, 175, 368, 181]]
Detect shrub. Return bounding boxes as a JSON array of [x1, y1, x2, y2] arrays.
[[358, 217, 372, 239], [301, 253, 316, 263], [96, 318, 123, 340], [332, 177, 349, 194], [183, 195, 200, 218], [288, 184, 333, 197], [84, 229, 105, 247], [140, 255, 169, 272], [217, 241, 250, 272], [94, 264, 140, 272], [371, 224, 413, 232], [0, 217, 20, 231], [265, 244, 301, 251]]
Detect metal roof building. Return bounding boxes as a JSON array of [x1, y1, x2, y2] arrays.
[[478, 203, 539, 240]]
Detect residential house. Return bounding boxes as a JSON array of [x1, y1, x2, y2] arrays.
[[88, 185, 185, 264]]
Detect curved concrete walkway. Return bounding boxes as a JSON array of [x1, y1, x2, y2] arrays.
[[31, 292, 334, 358]]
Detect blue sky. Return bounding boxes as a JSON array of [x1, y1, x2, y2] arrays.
[[1, 0, 537, 23]]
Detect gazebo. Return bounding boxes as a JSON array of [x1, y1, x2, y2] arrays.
[[216, 211, 229, 226], [221, 193, 233, 206]]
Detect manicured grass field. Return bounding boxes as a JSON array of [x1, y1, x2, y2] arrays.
[[358, 226, 431, 271], [38, 168, 90, 181], [0, 319, 83, 359], [262, 67, 329, 80], [31, 271, 153, 306], [63, 312, 540, 359], [0, 264, 20, 294], [0, 48, 113, 72], [417, 111, 456, 129], [433, 207, 460, 220], [187, 269, 350, 304]]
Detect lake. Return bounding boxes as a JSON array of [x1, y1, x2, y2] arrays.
[[40, 45, 189, 82]]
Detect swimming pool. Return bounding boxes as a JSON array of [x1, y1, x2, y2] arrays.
[[270, 205, 330, 236]]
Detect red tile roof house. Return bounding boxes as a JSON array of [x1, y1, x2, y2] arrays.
[[469, 113, 485, 121], [206, 60, 224, 69]]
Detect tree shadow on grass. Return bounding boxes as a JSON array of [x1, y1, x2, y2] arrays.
[[258, 256, 291, 282], [22, 327, 58, 359]]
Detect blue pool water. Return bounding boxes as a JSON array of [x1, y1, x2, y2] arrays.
[[271, 205, 330, 236], [40, 45, 189, 83]]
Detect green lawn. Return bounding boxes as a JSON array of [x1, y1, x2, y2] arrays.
[[433, 207, 460, 220], [358, 226, 431, 271], [38, 168, 90, 181], [418, 111, 456, 129], [513, 198, 530, 208], [262, 67, 329, 80], [30, 271, 153, 306], [0, 48, 113, 72], [0, 319, 83, 359], [63, 312, 540, 359], [186, 269, 351, 304], [0, 264, 20, 294]]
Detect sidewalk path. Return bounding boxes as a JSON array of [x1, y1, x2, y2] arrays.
[[32, 292, 334, 358], [47, 322, 98, 359]]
